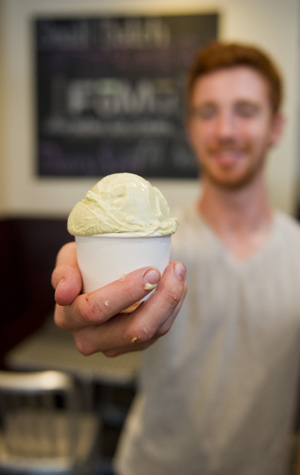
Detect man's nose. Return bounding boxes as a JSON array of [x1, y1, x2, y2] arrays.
[[215, 111, 236, 140]]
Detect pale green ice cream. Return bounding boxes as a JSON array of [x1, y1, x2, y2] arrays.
[[67, 173, 178, 237]]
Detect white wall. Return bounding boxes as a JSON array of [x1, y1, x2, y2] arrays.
[[0, 0, 299, 217], [0, 0, 6, 216]]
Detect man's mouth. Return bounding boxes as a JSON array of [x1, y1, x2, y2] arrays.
[[210, 149, 245, 167]]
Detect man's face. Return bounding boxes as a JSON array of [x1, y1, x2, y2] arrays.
[[187, 66, 283, 190]]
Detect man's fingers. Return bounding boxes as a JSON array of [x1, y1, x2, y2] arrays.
[[156, 279, 187, 337], [52, 242, 82, 306], [70, 261, 187, 355], [54, 266, 161, 331], [126, 261, 187, 341]]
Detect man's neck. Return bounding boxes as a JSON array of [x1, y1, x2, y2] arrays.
[[197, 174, 273, 260]]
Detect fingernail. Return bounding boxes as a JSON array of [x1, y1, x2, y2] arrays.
[[144, 269, 160, 287], [174, 262, 186, 281]]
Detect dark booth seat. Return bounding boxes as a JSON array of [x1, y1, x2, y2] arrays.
[[0, 217, 71, 368]]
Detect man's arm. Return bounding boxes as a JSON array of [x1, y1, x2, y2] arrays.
[[51, 242, 187, 357]]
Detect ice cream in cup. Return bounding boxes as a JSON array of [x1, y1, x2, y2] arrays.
[[67, 173, 178, 313]]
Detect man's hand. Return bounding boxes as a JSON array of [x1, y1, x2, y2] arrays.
[[51, 242, 187, 356]]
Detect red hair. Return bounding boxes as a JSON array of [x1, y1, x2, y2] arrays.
[[188, 41, 283, 115]]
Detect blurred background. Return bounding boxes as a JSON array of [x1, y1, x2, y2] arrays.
[[0, 0, 299, 473]]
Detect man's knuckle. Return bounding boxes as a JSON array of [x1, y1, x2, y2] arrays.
[[164, 288, 182, 308], [124, 323, 153, 346], [81, 295, 107, 324], [74, 334, 94, 356], [156, 329, 165, 338], [157, 324, 171, 337], [54, 308, 69, 331]]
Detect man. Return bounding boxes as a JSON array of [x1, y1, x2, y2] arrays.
[[52, 42, 300, 474]]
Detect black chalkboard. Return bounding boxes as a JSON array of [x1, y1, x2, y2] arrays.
[[34, 14, 218, 178]]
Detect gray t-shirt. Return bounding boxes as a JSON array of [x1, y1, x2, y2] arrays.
[[114, 203, 300, 475]]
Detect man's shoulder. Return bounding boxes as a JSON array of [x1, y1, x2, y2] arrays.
[[275, 210, 300, 244], [276, 210, 300, 232]]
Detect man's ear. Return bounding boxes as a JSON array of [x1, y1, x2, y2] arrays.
[[270, 112, 285, 147]]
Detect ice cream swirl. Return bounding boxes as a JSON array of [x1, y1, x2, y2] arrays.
[[67, 173, 178, 237]]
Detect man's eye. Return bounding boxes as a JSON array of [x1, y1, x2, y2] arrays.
[[191, 106, 217, 120], [236, 103, 259, 118]]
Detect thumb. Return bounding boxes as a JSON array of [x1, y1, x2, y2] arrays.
[[51, 242, 82, 306]]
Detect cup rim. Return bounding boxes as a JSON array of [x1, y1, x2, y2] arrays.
[[75, 232, 172, 239]]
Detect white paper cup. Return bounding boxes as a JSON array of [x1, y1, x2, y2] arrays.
[[75, 233, 171, 312]]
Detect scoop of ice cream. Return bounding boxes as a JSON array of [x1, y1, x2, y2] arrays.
[[67, 173, 178, 237]]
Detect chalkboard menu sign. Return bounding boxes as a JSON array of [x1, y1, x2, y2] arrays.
[[35, 14, 218, 178]]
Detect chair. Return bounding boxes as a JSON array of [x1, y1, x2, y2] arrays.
[[0, 370, 100, 474]]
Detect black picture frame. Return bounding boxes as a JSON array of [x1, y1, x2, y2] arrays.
[[34, 13, 219, 178]]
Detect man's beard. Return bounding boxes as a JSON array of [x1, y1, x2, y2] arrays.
[[200, 152, 266, 191]]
